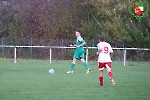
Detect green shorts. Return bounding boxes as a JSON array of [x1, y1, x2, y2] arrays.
[[73, 49, 85, 59]]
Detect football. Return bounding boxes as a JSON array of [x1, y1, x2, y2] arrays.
[[48, 69, 55, 74]]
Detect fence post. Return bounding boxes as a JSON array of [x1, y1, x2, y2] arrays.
[[50, 48, 52, 64], [14, 46, 17, 63], [123, 48, 126, 66], [61, 38, 64, 46], [86, 47, 88, 63], [1, 37, 4, 56], [61, 38, 64, 58], [92, 39, 95, 47], [30, 38, 33, 57]]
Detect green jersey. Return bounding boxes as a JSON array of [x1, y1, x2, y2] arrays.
[[76, 36, 85, 49], [74, 36, 85, 59]]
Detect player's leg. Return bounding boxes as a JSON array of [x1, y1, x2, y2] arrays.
[[98, 62, 104, 86], [67, 57, 77, 74], [99, 70, 104, 86], [71, 57, 77, 70], [80, 58, 88, 69], [80, 58, 90, 74], [67, 50, 78, 74], [105, 62, 115, 85], [77, 50, 90, 73]]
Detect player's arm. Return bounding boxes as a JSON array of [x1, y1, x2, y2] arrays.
[[109, 45, 113, 54], [70, 44, 76, 47], [70, 41, 86, 47], [96, 48, 102, 55], [110, 49, 113, 53], [96, 43, 102, 55], [77, 42, 86, 47]]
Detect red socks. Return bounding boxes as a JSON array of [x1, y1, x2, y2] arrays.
[[99, 76, 103, 86], [99, 72, 113, 86], [108, 72, 113, 79]]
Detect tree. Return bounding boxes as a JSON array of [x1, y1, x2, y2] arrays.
[[81, 0, 150, 48]]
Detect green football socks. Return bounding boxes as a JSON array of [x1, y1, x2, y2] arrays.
[[83, 62, 89, 69], [70, 62, 89, 71], [70, 63, 75, 71]]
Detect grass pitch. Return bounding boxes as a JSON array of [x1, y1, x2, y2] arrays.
[[0, 58, 150, 100]]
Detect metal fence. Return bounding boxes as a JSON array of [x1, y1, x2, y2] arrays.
[[0, 38, 150, 63]]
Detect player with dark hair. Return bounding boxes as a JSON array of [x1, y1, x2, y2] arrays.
[[96, 35, 115, 86], [67, 30, 90, 74]]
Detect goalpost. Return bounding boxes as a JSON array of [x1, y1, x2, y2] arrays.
[[0, 45, 150, 66]]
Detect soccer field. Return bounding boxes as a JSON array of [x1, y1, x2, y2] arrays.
[[0, 58, 150, 100]]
